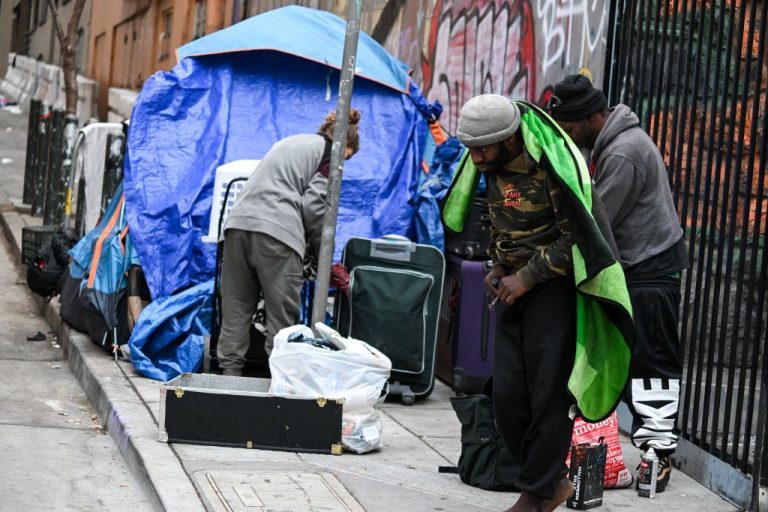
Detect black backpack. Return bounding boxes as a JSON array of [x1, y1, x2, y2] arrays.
[[26, 243, 64, 297], [447, 377, 520, 491], [51, 228, 79, 267]]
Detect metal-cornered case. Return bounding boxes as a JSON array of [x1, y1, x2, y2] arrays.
[[158, 374, 343, 455]]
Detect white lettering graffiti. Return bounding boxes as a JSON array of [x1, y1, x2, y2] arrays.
[[536, 0, 608, 76]]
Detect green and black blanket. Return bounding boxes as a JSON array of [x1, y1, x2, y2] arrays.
[[442, 101, 633, 422]]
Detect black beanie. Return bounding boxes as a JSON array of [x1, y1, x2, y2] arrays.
[[550, 74, 607, 121]]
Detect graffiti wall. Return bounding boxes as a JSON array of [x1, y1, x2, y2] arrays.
[[413, 0, 610, 132], [247, 0, 610, 133]]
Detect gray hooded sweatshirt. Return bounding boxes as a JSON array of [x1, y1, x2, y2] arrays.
[[591, 104, 683, 267], [224, 134, 325, 257]]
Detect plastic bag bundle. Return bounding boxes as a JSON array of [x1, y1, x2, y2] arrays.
[[269, 323, 392, 453], [566, 411, 633, 489]]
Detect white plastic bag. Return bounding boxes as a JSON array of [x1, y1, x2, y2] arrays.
[[269, 323, 392, 453]]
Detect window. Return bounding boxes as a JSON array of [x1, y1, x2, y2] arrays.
[[38, 0, 47, 26], [240, 0, 251, 21], [158, 8, 173, 61], [30, 0, 39, 31], [193, 0, 207, 39]]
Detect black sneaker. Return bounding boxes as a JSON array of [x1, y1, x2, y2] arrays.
[[635, 453, 672, 493], [656, 454, 672, 492]]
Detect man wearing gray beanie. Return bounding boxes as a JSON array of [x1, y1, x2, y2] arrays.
[[457, 94, 577, 512], [551, 74, 689, 493]]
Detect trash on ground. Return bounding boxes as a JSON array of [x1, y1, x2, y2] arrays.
[[1, 158, 13, 165], [26, 331, 47, 341]]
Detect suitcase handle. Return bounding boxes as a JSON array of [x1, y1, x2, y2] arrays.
[[481, 292, 490, 361], [369, 237, 416, 262]]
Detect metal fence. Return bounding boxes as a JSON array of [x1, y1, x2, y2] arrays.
[[604, 0, 767, 507]]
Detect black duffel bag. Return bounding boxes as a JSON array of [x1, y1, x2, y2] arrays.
[[27, 243, 64, 297], [447, 377, 520, 491], [26, 228, 80, 298]]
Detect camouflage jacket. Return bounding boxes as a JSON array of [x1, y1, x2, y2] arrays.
[[486, 151, 574, 289]]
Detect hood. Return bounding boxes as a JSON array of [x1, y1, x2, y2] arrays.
[[593, 104, 640, 157]]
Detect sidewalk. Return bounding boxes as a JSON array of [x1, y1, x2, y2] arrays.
[[0, 106, 740, 512]]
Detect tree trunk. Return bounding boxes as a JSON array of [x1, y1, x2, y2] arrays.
[[48, 0, 86, 116], [62, 42, 77, 115]]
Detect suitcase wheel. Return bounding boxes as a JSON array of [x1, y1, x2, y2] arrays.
[[388, 382, 416, 406]]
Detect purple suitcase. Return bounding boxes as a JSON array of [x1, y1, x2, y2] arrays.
[[437, 255, 496, 394]]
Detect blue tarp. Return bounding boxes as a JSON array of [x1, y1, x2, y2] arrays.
[[176, 5, 409, 93], [129, 280, 213, 381], [124, 6, 429, 299]]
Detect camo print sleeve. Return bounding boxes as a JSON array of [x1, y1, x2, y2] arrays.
[[515, 175, 574, 289]]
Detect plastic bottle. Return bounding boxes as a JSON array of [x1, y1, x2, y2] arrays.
[[637, 447, 659, 498]]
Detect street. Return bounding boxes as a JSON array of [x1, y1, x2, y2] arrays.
[[0, 196, 151, 509]]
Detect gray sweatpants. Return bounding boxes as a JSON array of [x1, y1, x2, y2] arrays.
[[217, 229, 303, 372]]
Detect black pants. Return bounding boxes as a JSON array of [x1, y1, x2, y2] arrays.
[[492, 276, 576, 499], [623, 277, 683, 454]]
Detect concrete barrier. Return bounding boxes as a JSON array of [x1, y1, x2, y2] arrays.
[[1, 53, 98, 121], [107, 88, 138, 122]]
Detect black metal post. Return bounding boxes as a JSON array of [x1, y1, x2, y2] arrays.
[[50, 114, 79, 227], [23, 99, 41, 205], [310, 0, 363, 328], [101, 132, 125, 215], [31, 104, 51, 218], [43, 109, 65, 226]]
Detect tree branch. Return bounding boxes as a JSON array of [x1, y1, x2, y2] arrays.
[[68, 0, 87, 44], [47, 0, 66, 46]]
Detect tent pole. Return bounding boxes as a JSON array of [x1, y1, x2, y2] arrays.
[[311, 0, 364, 330]]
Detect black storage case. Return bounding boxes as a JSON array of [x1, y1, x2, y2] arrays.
[[159, 374, 343, 454]]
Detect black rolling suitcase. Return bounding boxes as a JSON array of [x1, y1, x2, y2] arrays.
[[334, 236, 445, 404], [444, 197, 491, 260]]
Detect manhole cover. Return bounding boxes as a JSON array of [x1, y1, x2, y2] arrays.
[[195, 470, 365, 512]]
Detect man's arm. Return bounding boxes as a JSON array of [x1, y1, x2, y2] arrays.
[[302, 173, 328, 256], [593, 154, 645, 227]]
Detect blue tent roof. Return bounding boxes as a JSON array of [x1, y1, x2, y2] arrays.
[[176, 5, 409, 93]]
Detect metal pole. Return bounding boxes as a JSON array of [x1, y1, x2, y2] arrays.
[[52, 114, 79, 226], [310, 0, 363, 328], [31, 104, 52, 218], [43, 109, 65, 226], [101, 132, 125, 215], [23, 99, 41, 205]]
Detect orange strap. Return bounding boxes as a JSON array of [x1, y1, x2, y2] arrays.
[[87, 195, 124, 288], [119, 225, 129, 255], [429, 120, 448, 146]]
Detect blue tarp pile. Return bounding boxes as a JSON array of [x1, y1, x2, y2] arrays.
[[116, 6, 459, 380], [125, 5, 437, 300]]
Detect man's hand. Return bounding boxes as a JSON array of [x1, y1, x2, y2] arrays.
[[484, 264, 510, 295], [497, 274, 529, 305]]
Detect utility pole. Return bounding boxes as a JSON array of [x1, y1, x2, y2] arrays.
[[311, 0, 363, 328]]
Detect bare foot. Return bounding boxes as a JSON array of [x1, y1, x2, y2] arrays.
[[541, 478, 575, 512], [505, 491, 544, 512]]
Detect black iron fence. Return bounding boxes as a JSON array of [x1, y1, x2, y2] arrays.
[[604, 0, 767, 507]]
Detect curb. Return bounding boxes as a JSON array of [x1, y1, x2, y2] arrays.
[[47, 300, 206, 512], [0, 203, 206, 512]]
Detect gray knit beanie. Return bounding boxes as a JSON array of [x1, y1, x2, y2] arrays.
[[457, 94, 520, 147]]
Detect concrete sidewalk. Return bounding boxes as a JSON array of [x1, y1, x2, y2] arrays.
[[0, 106, 740, 511]]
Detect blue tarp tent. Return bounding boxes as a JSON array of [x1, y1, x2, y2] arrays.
[[124, 5, 433, 299]]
